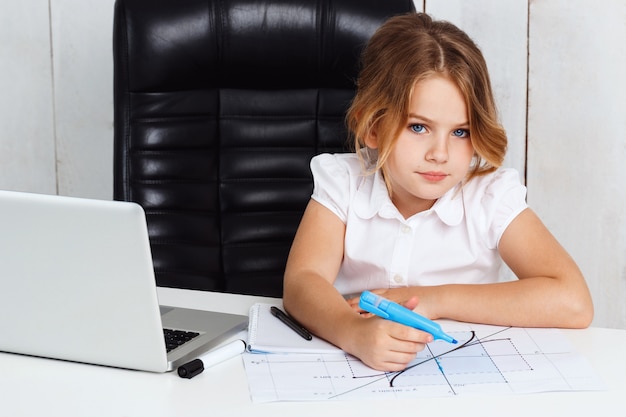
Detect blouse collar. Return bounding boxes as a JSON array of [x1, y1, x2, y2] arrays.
[[353, 169, 464, 226]]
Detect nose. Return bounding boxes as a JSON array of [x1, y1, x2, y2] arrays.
[[425, 135, 448, 163]]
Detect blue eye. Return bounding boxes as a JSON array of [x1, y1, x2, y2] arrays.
[[410, 124, 426, 134], [452, 129, 469, 138]]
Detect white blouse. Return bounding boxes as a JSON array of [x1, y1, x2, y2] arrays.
[[310, 153, 528, 296]]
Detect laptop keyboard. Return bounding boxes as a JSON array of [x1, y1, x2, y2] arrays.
[[163, 328, 200, 352]]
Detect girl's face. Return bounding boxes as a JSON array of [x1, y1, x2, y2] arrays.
[[374, 75, 474, 218]]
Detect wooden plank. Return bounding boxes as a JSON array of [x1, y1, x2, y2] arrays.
[[50, 0, 115, 199], [528, 0, 626, 329], [0, 0, 56, 193], [425, 0, 528, 284]]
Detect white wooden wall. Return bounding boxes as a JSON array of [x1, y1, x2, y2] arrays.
[[1, 0, 624, 329]]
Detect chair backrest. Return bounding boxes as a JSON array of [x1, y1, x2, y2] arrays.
[[113, 0, 416, 297]]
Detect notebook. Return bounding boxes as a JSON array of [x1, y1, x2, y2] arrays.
[[247, 303, 342, 354], [0, 189, 248, 372]]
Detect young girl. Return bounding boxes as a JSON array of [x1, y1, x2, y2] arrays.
[[282, 12, 593, 372]]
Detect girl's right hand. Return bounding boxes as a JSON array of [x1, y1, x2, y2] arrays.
[[342, 313, 433, 372]]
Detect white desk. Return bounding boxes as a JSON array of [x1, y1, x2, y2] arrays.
[[2, 287, 623, 417]]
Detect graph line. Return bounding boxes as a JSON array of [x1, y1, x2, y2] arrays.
[[330, 327, 517, 398]]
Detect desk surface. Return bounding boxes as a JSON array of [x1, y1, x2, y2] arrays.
[[2, 287, 623, 417]]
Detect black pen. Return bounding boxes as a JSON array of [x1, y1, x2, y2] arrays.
[[270, 306, 313, 341]]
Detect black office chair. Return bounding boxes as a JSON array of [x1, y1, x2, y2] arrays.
[[113, 0, 416, 297]]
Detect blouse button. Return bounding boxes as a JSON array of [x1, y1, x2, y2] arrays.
[[401, 225, 411, 234], [393, 274, 404, 283]]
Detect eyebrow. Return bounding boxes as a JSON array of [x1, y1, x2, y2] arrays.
[[408, 113, 469, 127]]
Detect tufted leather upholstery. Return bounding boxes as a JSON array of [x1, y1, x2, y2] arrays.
[[113, 0, 416, 297]]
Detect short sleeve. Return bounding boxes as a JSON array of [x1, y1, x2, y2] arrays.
[[310, 154, 358, 223], [478, 168, 528, 249]]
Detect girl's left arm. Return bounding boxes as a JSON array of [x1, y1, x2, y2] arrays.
[[490, 207, 594, 327], [348, 208, 594, 328]]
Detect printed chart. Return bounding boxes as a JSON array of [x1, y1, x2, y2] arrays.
[[243, 323, 605, 402]]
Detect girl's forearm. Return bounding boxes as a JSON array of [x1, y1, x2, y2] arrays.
[[283, 272, 359, 349], [422, 278, 593, 328]]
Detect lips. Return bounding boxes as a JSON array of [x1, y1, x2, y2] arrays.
[[419, 171, 448, 182]]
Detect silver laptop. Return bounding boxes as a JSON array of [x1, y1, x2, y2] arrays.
[[0, 189, 248, 372]]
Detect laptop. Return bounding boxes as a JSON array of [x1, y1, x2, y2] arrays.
[[0, 189, 248, 372]]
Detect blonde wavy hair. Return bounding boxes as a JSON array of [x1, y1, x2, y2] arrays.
[[346, 13, 507, 191]]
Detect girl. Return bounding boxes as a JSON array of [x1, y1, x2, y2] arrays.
[[282, 12, 593, 372]]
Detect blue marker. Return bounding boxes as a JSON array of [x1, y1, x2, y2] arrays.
[[359, 291, 457, 344]]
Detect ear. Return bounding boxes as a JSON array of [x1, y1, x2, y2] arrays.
[[363, 126, 379, 149]]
